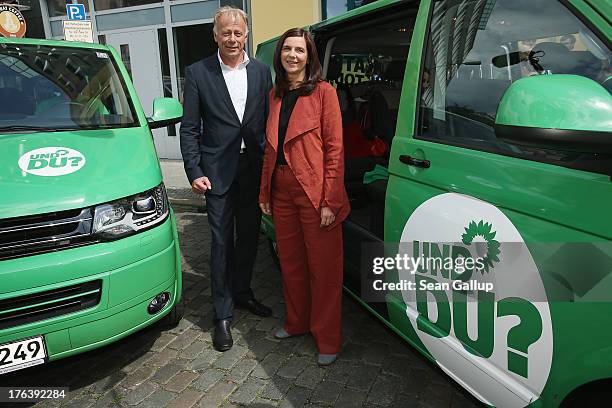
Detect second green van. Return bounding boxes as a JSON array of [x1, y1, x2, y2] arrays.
[[0, 38, 184, 375]]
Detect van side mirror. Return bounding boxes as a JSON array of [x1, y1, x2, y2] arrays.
[[147, 97, 183, 129], [494, 75, 612, 153]]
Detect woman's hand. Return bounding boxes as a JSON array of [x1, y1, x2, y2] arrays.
[[320, 207, 335, 227], [260, 202, 271, 216]]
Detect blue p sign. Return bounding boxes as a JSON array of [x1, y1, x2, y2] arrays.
[[66, 4, 86, 20]]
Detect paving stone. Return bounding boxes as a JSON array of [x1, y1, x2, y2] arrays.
[[323, 360, 355, 385], [260, 376, 292, 401], [345, 364, 379, 391], [91, 386, 129, 408], [189, 349, 221, 371], [255, 317, 278, 332], [124, 382, 158, 406], [165, 371, 199, 393], [277, 356, 310, 379], [87, 370, 125, 395], [213, 345, 248, 370], [167, 389, 204, 408], [233, 317, 258, 334], [335, 389, 367, 408], [244, 336, 278, 358], [120, 365, 156, 389], [366, 375, 398, 406], [179, 340, 207, 360], [151, 362, 182, 384], [197, 380, 237, 407], [310, 380, 343, 406], [146, 348, 179, 368], [192, 368, 225, 392], [228, 377, 266, 405], [274, 339, 298, 357], [61, 391, 96, 408], [295, 365, 326, 390], [122, 352, 155, 374], [380, 355, 414, 378], [252, 353, 286, 379], [397, 368, 429, 395], [150, 333, 178, 352], [138, 388, 176, 408], [279, 386, 312, 408], [227, 358, 257, 383], [450, 391, 480, 408], [252, 397, 280, 406], [168, 317, 195, 335], [339, 342, 369, 363], [293, 336, 317, 357], [168, 329, 201, 351]]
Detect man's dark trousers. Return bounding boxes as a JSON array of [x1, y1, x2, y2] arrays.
[[206, 152, 261, 321]]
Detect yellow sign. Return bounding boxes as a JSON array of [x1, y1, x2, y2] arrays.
[[0, 4, 26, 38]]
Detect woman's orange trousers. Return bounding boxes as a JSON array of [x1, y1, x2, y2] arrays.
[[271, 165, 343, 355]]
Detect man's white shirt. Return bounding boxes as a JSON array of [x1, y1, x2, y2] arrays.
[[218, 51, 249, 151]]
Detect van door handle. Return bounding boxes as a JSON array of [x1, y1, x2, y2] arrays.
[[399, 155, 430, 168]]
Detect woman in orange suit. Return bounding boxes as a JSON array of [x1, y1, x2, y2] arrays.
[[259, 28, 350, 365]]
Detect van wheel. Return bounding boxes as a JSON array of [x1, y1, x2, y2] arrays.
[[158, 292, 185, 329], [268, 238, 280, 269]]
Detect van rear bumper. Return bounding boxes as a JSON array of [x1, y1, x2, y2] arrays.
[[0, 214, 181, 361]]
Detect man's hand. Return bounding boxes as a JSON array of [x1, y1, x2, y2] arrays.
[[320, 207, 335, 227], [260, 202, 271, 216], [192, 176, 212, 194]]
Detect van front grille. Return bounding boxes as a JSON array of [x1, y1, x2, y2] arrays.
[[0, 280, 102, 330], [0, 208, 97, 260]]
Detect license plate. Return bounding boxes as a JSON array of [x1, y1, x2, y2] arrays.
[[0, 336, 47, 375]]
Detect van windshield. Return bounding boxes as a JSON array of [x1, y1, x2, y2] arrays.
[[0, 43, 137, 133]]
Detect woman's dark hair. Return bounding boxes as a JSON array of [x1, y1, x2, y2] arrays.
[[273, 28, 322, 98]]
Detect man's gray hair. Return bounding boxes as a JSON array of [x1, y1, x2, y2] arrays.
[[213, 6, 249, 36]]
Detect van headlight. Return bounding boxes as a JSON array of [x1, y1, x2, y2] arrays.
[[92, 183, 169, 240]]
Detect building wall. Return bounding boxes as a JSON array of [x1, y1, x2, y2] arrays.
[[250, 0, 321, 54]]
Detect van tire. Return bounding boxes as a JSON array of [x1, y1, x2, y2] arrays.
[[158, 292, 185, 329]]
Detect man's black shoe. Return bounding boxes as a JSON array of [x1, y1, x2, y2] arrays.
[[213, 319, 233, 352], [235, 298, 272, 317]]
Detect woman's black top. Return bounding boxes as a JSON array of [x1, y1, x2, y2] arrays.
[[276, 88, 302, 165]]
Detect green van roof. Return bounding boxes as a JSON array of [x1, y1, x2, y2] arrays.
[[0, 37, 110, 52], [257, 0, 405, 49]]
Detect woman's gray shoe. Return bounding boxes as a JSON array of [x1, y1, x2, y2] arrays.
[[274, 328, 291, 339], [317, 354, 337, 366]]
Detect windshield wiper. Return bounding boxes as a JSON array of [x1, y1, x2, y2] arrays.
[[0, 125, 78, 133]]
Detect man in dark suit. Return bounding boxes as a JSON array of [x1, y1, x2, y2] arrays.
[[180, 6, 273, 352]]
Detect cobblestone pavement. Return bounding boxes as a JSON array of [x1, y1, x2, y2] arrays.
[[3, 204, 481, 408]]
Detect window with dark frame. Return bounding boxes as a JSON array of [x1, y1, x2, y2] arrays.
[[417, 0, 611, 175]]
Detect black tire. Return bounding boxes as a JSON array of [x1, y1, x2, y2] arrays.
[[157, 290, 185, 329], [268, 238, 280, 269]]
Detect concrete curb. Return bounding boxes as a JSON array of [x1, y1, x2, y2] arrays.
[[169, 197, 206, 209]]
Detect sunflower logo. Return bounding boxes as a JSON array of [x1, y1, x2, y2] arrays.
[[461, 220, 500, 274]]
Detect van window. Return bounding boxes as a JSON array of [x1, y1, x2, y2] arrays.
[[417, 0, 611, 174], [0, 44, 137, 132]]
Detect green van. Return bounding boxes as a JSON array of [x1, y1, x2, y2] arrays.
[[257, 0, 611, 406], [0, 38, 184, 375]]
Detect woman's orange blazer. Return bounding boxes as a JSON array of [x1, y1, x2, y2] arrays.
[[259, 81, 350, 229]]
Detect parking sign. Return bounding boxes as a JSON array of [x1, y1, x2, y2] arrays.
[[66, 3, 86, 21]]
